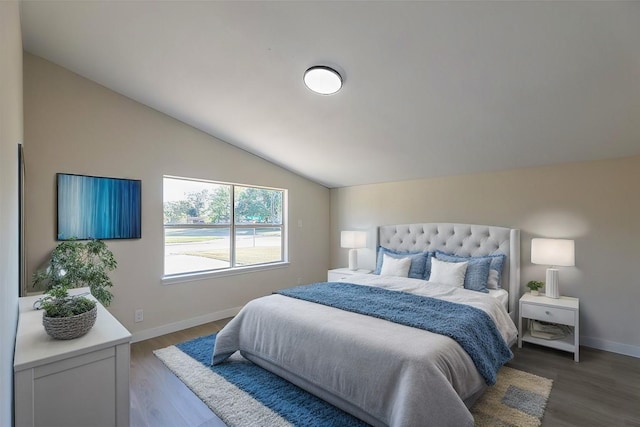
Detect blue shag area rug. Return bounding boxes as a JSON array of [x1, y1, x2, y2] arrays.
[[154, 333, 552, 427]]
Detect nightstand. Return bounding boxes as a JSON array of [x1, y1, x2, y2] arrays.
[[518, 293, 579, 361], [327, 268, 372, 282]]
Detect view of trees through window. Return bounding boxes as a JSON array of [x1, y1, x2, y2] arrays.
[[163, 177, 285, 276]]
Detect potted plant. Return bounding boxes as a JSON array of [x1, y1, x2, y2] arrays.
[[32, 239, 117, 339], [526, 280, 544, 296]]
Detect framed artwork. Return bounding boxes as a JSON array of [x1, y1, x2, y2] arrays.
[[57, 173, 142, 240]]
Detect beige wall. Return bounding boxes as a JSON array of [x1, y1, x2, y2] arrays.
[[24, 54, 330, 339], [331, 156, 640, 357], [0, 2, 23, 425]]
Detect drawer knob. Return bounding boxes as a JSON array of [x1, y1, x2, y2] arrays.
[[545, 311, 551, 315]]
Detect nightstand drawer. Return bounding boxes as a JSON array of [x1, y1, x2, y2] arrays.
[[521, 304, 575, 326], [328, 272, 350, 281], [327, 268, 371, 282]]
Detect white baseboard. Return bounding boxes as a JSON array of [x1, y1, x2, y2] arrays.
[[581, 335, 640, 359], [131, 306, 242, 343]]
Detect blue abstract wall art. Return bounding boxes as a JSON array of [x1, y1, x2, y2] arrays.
[[57, 173, 142, 240]]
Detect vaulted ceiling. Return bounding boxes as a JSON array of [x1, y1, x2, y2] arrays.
[[20, 1, 640, 188]]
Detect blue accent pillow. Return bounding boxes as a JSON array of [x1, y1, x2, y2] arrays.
[[487, 253, 507, 287], [436, 250, 507, 288], [423, 252, 433, 280], [374, 247, 431, 280], [435, 251, 492, 293]]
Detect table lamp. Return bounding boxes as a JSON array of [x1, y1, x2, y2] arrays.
[[341, 231, 367, 271], [531, 238, 575, 298]]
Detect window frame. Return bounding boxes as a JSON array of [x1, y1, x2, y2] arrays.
[[162, 176, 288, 282]]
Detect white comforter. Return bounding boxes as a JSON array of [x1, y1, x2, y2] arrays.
[[213, 275, 518, 427], [350, 274, 517, 346]]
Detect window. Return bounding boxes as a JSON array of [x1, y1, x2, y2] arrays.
[[163, 176, 286, 277]]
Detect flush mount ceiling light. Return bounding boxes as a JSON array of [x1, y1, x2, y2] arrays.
[[303, 66, 342, 95]]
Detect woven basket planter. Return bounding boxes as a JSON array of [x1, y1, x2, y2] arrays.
[[42, 305, 98, 340]]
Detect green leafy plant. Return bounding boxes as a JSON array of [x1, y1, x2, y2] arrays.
[[33, 239, 117, 318], [526, 280, 544, 291]]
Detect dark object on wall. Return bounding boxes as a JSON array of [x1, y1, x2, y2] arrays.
[[57, 173, 141, 240], [19, 143, 26, 296]]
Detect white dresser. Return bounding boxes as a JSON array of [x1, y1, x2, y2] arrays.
[[14, 289, 131, 427]]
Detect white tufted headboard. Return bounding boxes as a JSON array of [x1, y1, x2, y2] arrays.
[[378, 223, 520, 319]]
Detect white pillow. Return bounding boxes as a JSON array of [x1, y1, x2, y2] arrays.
[[380, 254, 411, 277], [429, 258, 468, 288], [486, 269, 500, 289]]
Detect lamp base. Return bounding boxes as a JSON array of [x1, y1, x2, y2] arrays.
[[545, 268, 560, 298], [348, 249, 358, 271]]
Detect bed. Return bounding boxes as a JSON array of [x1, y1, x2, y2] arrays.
[[213, 223, 520, 426]]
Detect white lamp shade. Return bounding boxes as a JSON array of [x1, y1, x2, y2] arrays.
[[531, 238, 575, 267], [340, 231, 367, 249]]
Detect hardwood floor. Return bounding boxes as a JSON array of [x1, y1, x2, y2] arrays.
[[130, 320, 230, 427], [508, 344, 640, 427], [131, 320, 640, 427]]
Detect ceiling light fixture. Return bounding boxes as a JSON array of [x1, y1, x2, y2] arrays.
[[303, 66, 342, 95]]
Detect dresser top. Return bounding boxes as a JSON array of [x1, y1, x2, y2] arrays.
[[14, 288, 131, 371]]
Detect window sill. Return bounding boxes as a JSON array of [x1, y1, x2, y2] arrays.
[[162, 262, 290, 285]]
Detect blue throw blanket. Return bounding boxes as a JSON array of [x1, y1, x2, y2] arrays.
[[276, 282, 512, 385]]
